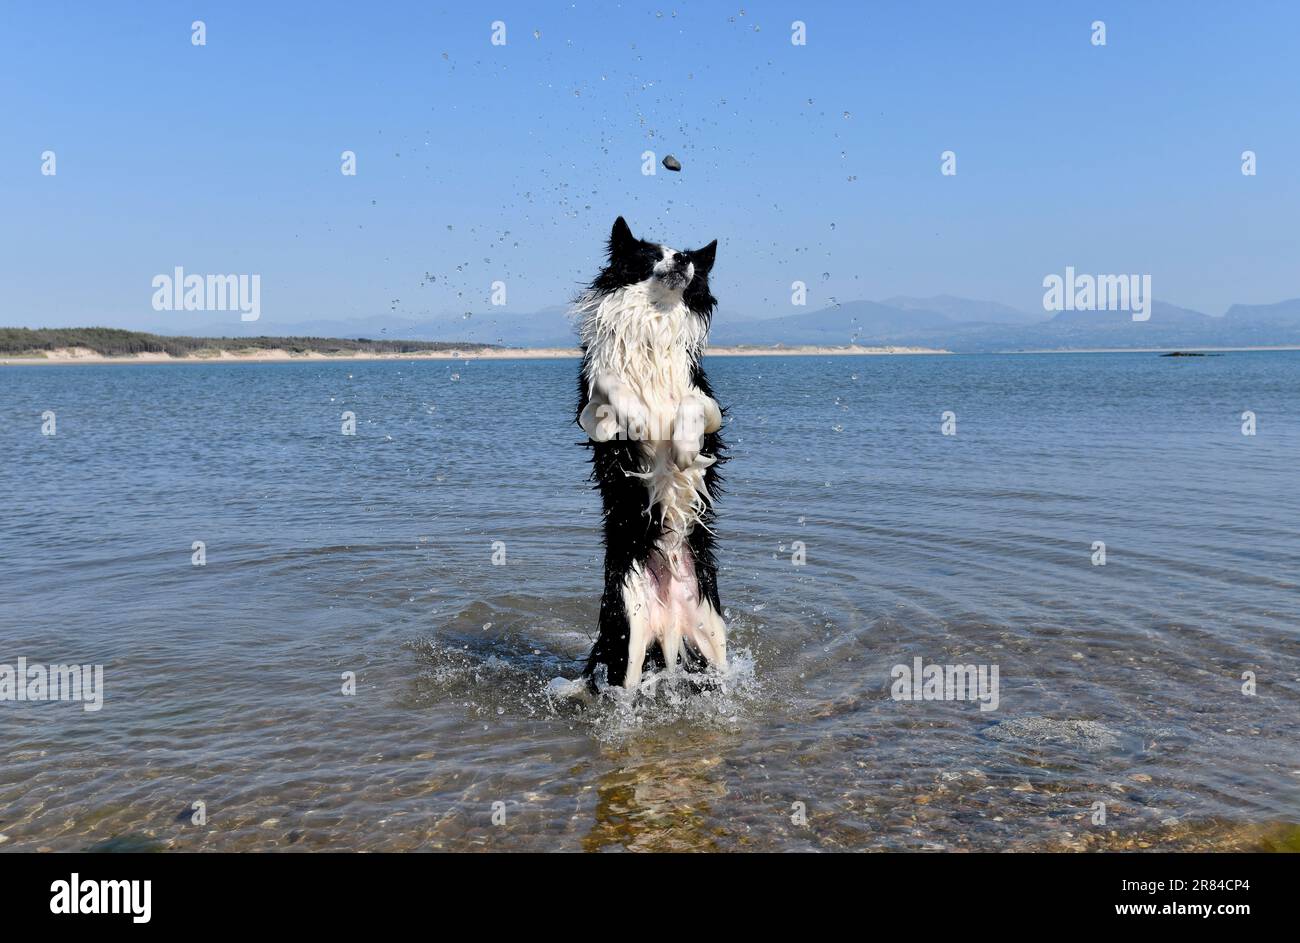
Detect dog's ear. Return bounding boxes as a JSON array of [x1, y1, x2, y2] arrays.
[[609, 216, 636, 259], [693, 239, 717, 275]]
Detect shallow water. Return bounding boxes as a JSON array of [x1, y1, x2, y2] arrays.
[[1, 351, 1298, 851]]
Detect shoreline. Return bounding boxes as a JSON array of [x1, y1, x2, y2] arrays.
[[5, 343, 1300, 367], [0, 344, 950, 366]]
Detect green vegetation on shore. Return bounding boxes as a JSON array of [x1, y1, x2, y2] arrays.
[[0, 327, 489, 359]]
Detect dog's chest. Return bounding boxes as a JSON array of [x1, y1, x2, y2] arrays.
[[585, 286, 701, 418], [621, 308, 692, 416]]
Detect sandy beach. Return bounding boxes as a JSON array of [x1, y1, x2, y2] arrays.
[[0, 344, 950, 366]]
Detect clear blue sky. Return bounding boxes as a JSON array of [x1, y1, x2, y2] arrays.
[[3, 1, 1298, 331]]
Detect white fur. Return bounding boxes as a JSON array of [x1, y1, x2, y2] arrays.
[[577, 280, 714, 554], [576, 269, 727, 688]]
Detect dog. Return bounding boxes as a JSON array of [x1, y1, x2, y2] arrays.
[[574, 217, 728, 692]]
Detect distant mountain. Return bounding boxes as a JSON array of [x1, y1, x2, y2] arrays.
[[883, 294, 1042, 325], [712, 295, 1300, 351], [143, 294, 1300, 353], [711, 296, 1226, 348], [1048, 299, 1213, 325], [710, 300, 950, 346], [1223, 299, 1300, 324]]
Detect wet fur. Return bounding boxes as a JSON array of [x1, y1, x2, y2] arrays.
[[575, 218, 728, 691]]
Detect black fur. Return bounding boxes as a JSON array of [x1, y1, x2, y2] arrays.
[[577, 217, 726, 689]]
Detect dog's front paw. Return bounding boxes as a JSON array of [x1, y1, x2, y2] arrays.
[[671, 395, 719, 468]]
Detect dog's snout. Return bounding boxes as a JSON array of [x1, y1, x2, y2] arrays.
[[651, 248, 694, 287]]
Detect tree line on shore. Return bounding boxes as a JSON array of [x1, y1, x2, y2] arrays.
[[0, 327, 487, 358]]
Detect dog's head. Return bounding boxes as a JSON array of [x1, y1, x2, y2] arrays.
[[590, 217, 718, 318]]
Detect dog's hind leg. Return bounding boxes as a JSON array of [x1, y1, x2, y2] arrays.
[[586, 566, 634, 689], [644, 552, 684, 674], [667, 548, 728, 675], [686, 598, 728, 673], [588, 554, 724, 692], [620, 564, 653, 691]]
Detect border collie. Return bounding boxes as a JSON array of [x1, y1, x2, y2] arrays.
[[574, 217, 728, 692]]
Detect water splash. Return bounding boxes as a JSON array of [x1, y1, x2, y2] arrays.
[[408, 631, 766, 744]]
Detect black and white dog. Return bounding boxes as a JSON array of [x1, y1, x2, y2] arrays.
[[574, 217, 728, 692]]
